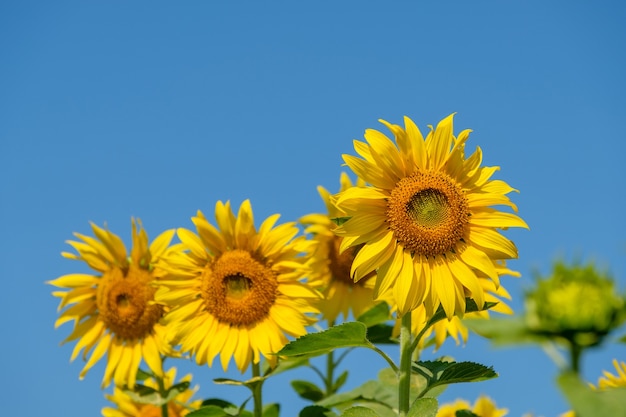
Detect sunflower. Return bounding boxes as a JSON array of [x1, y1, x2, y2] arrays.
[[102, 366, 202, 417], [48, 220, 177, 388], [437, 395, 508, 417], [300, 173, 379, 323], [155, 200, 319, 372], [335, 114, 528, 317], [595, 359, 626, 389]]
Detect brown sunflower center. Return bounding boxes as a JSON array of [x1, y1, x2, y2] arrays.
[[96, 264, 163, 340], [387, 171, 469, 257], [201, 249, 278, 327]]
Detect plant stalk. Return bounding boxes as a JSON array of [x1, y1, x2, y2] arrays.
[[398, 312, 413, 417], [252, 362, 264, 417]]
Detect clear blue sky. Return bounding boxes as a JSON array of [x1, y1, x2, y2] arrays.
[[2, 1, 625, 416]]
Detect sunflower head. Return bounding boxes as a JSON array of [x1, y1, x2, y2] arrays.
[[300, 173, 380, 323], [102, 367, 201, 417], [525, 260, 625, 347], [436, 395, 508, 417], [48, 219, 177, 388], [155, 200, 320, 373], [335, 114, 528, 318]]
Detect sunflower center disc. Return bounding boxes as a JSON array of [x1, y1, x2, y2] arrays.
[[202, 249, 278, 327], [97, 265, 163, 340], [387, 171, 469, 257]]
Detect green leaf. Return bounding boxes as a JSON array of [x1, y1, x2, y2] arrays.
[[331, 217, 351, 226], [365, 324, 397, 344], [340, 406, 379, 417], [291, 380, 325, 402], [411, 360, 497, 396], [557, 372, 626, 417], [299, 405, 338, 417], [265, 356, 310, 378], [356, 302, 392, 327], [278, 322, 372, 358], [263, 403, 280, 417], [166, 381, 190, 397], [186, 406, 232, 417], [333, 370, 349, 392], [408, 397, 438, 417]]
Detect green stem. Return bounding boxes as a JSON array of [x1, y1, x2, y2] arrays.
[[252, 362, 264, 417], [157, 375, 169, 417], [569, 342, 582, 374], [398, 312, 413, 417]]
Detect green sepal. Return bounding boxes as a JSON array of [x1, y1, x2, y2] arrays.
[[291, 380, 325, 402], [455, 410, 480, 417], [278, 322, 372, 358], [557, 371, 626, 417], [331, 217, 351, 226], [122, 381, 190, 406], [299, 405, 338, 417], [408, 397, 438, 417], [135, 368, 154, 382], [411, 360, 497, 396]]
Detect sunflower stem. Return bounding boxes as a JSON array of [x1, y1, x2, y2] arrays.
[[157, 375, 169, 417], [251, 362, 264, 417], [398, 312, 413, 417]]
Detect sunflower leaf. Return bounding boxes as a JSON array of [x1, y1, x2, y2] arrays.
[[278, 322, 371, 358], [185, 405, 233, 417], [407, 397, 438, 417], [463, 316, 547, 346], [298, 405, 338, 417], [411, 360, 497, 396], [263, 403, 280, 417], [291, 380, 325, 402], [356, 302, 392, 327], [557, 372, 626, 417], [339, 406, 379, 417], [333, 370, 349, 392]]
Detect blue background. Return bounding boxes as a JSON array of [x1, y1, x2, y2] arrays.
[[1, 1, 625, 416]]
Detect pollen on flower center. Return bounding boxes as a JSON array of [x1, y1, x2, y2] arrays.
[[387, 171, 469, 257], [97, 265, 163, 340], [202, 249, 278, 326]]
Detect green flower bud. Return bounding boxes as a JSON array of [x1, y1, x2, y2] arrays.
[[525, 261, 625, 347]]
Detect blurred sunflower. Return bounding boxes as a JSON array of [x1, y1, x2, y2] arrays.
[[48, 220, 177, 388], [437, 395, 508, 417], [155, 200, 319, 372], [300, 173, 379, 323], [102, 367, 201, 417], [595, 359, 626, 389], [335, 114, 528, 316]]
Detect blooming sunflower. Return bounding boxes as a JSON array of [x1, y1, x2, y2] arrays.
[[155, 200, 319, 372], [335, 114, 528, 316], [102, 366, 202, 417], [437, 395, 508, 417], [300, 173, 379, 323], [48, 220, 176, 388]]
